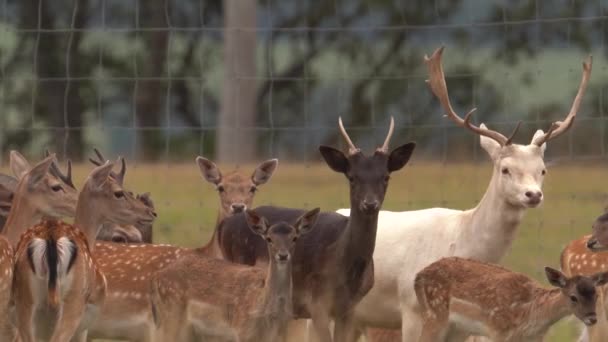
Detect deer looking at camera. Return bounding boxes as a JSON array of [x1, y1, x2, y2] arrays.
[[12, 159, 157, 342], [337, 46, 592, 342], [218, 118, 416, 342], [561, 211, 608, 342], [0, 152, 80, 341], [415, 257, 608, 342], [150, 208, 319, 342], [86, 157, 277, 342]]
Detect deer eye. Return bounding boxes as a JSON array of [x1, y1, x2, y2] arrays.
[[265, 237, 272, 243], [292, 236, 298, 242], [501, 168, 510, 175], [541, 169, 546, 176], [250, 186, 257, 193], [217, 185, 225, 193], [114, 191, 125, 199], [570, 295, 578, 303], [347, 176, 354, 183], [384, 176, 390, 183], [51, 185, 62, 192]]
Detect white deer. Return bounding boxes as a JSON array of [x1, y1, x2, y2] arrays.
[[336, 47, 592, 341]]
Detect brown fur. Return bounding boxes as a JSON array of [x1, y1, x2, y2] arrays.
[[415, 257, 606, 342], [13, 220, 106, 342], [87, 159, 277, 342]]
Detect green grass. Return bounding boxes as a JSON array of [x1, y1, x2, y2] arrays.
[[7, 159, 605, 340]]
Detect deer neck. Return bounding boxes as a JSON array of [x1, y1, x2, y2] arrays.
[[459, 171, 526, 263], [73, 195, 105, 251], [3, 193, 45, 246], [340, 204, 379, 265], [196, 210, 226, 257], [260, 259, 293, 317], [525, 288, 570, 335]]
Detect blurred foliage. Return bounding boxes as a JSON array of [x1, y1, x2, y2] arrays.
[[0, 0, 605, 161]]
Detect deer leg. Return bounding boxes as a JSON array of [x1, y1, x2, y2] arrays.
[[417, 317, 448, 342], [309, 306, 332, 342], [14, 294, 35, 342], [49, 299, 86, 342], [400, 308, 423, 342], [333, 313, 357, 342]]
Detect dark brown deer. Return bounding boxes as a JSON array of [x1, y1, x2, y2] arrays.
[[150, 208, 319, 342], [218, 117, 416, 342]]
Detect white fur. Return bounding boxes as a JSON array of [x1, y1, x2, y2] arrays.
[[29, 238, 48, 278], [336, 132, 548, 341], [56, 237, 75, 277]]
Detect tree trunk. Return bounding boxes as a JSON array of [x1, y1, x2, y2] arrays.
[[135, 0, 169, 161], [217, 0, 257, 163]]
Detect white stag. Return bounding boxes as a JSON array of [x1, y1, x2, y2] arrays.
[[336, 47, 592, 341]]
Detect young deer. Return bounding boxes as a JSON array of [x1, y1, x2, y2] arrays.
[[561, 211, 608, 342], [415, 257, 608, 342], [218, 118, 416, 342], [86, 157, 277, 341], [12, 160, 157, 342], [88, 148, 157, 243], [0, 152, 80, 341], [338, 46, 592, 342], [150, 208, 319, 342]]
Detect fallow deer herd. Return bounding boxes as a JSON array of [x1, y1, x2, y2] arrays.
[[0, 46, 603, 342]]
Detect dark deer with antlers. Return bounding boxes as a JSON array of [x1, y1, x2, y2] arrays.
[[217, 118, 416, 342]]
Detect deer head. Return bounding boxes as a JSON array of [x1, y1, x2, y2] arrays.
[[245, 208, 320, 264], [585, 212, 608, 251], [9, 151, 78, 219], [79, 159, 157, 230], [545, 267, 608, 326], [320, 117, 416, 214], [425, 47, 592, 209], [196, 157, 278, 217]]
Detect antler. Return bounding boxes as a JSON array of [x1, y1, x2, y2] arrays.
[[376, 116, 395, 154], [89, 148, 126, 185], [425, 46, 522, 147], [338, 117, 360, 155], [532, 55, 592, 147], [44, 150, 75, 189]]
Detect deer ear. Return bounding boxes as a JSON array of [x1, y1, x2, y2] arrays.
[[479, 124, 502, 160], [27, 154, 55, 187], [10, 151, 31, 179], [196, 157, 222, 185], [319, 146, 349, 174], [295, 208, 320, 236], [545, 267, 568, 288], [252, 159, 278, 186], [388, 142, 416, 173], [531, 129, 547, 155], [89, 161, 115, 190], [592, 272, 608, 286], [245, 210, 268, 236]]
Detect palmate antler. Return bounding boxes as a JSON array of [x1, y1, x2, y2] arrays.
[[425, 46, 592, 147], [338, 116, 395, 155], [424, 47, 520, 146]]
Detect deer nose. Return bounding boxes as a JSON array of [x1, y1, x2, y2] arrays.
[[585, 314, 598, 326], [231, 203, 246, 213], [149, 209, 157, 218], [277, 252, 289, 261], [587, 238, 599, 250], [525, 191, 543, 204], [361, 200, 380, 212]]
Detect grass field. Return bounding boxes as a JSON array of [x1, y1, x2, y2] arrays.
[[7, 158, 606, 341]]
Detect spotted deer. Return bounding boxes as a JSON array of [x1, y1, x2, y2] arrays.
[[12, 159, 157, 342], [414, 257, 608, 342], [218, 118, 416, 342], [561, 211, 608, 342], [335, 47, 592, 342], [86, 157, 278, 341], [0, 152, 80, 341], [150, 208, 319, 342], [88, 149, 157, 243]]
